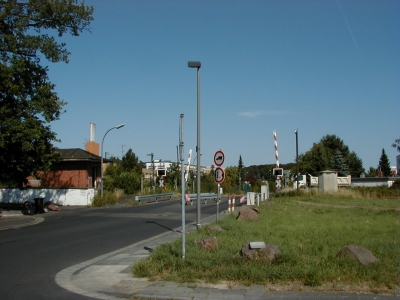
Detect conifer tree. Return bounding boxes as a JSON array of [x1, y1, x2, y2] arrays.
[[378, 149, 392, 176], [238, 155, 244, 186], [330, 149, 349, 176]]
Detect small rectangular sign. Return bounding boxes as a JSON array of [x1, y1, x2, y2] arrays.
[[249, 242, 266, 249]]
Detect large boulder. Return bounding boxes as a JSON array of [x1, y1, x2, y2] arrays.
[[337, 245, 378, 265], [237, 206, 259, 221], [195, 237, 218, 251], [240, 242, 280, 262]]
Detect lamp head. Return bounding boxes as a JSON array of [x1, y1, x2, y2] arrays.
[[115, 124, 125, 129], [188, 61, 201, 68]]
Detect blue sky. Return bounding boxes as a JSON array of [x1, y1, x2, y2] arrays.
[[48, 0, 399, 171]]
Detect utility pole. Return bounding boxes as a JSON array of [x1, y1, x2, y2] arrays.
[[122, 144, 126, 158], [147, 153, 154, 190]]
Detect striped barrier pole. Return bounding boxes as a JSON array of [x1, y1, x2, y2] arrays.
[[185, 194, 191, 205]]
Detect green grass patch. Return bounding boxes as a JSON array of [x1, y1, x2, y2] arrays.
[[133, 195, 400, 294]]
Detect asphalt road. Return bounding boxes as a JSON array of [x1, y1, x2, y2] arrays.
[[0, 197, 226, 299]]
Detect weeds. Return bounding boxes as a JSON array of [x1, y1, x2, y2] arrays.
[[91, 189, 125, 207]]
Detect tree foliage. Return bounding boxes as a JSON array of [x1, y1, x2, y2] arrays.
[[104, 149, 144, 194], [121, 149, 144, 174], [0, 0, 94, 186], [330, 149, 348, 176], [392, 139, 400, 152], [378, 148, 392, 177], [298, 135, 364, 177]]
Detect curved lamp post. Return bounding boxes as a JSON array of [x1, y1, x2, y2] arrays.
[[188, 61, 201, 228], [101, 124, 125, 198]]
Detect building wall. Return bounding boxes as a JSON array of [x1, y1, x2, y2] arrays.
[[27, 161, 100, 188]]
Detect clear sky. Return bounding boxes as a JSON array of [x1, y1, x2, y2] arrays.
[[48, 0, 399, 171]]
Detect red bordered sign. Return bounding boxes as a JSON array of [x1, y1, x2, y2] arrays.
[[214, 150, 225, 167], [214, 167, 225, 184]]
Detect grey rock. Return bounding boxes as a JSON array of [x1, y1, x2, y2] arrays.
[[241, 242, 280, 262], [195, 237, 218, 251], [337, 244, 378, 265], [237, 206, 259, 221]]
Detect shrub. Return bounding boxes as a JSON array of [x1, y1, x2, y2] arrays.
[[91, 189, 124, 207]]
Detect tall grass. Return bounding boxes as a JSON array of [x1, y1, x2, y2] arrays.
[[133, 194, 400, 294], [91, 189, 125, 207]]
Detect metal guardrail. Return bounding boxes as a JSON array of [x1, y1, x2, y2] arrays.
[[186, 193, 219, 205], [134, 193, 174, 204]]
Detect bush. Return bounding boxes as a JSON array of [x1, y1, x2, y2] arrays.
[[91, 189, 125, 207]]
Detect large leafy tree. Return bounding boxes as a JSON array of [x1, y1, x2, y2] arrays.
[[298, 135, 364, 177], [0, 0, 94, 186], [104, 149, 144, 194], [121, 149, 144, 175]]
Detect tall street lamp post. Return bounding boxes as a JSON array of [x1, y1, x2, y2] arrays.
[[101, 124, 125, 198], [188, 61, 201, 228]]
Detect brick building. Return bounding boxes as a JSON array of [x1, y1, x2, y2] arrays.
[[26, 148, 102, 188]]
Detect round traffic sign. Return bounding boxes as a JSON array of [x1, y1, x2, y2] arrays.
[[214, 150, 225, 166], [214, 167, 225, 184]]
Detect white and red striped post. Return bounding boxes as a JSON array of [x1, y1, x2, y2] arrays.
[[231, 195, 235, 211], [228, 198, 232, 213], [274, 130, 279, 168], [185, 194, 191, 204], [273, 130, 282, 191]]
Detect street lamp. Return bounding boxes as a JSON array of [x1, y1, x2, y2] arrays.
[[101, 124, 125, 198], [188, 61, 201, 228]]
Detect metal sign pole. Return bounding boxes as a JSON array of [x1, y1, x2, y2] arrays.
[[216, 183, 220, 222], [179, 114, 185, 259]]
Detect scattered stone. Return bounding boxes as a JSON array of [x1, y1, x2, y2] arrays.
[[337, 244, 378, 265], [240, 242, 280, 262], [195, 237, 218, 251], [205, 225, 224, 233], [246, 205, 261, 213], [237, 206, 259, 221]]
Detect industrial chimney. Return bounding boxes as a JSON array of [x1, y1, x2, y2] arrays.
[[86, 122, 99, 155]]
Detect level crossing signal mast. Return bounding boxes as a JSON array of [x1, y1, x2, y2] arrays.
[[272, 130, 283, 191]]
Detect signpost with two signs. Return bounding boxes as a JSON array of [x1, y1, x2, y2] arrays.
[[214, 150, 225, 221]]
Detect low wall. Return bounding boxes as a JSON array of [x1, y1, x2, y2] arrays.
[[0, 188, 96, 206]]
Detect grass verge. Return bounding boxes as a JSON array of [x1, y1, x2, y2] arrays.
[[133, 194, 399, 295]]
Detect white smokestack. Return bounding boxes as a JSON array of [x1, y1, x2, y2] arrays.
[[90, 123, 96, 142]]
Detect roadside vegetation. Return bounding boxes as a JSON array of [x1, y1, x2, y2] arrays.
[[91, 189, 125, 207], [133, 190, 399, 295]]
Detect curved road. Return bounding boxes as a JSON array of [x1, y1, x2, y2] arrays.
[[0, 197, 228, 299]]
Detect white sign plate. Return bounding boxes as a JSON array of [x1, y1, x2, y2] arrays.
[[214, 150, 225, 166], [214, 167, 225, 184]]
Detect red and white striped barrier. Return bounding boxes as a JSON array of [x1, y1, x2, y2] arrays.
[[185, 194, 191, 204]]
